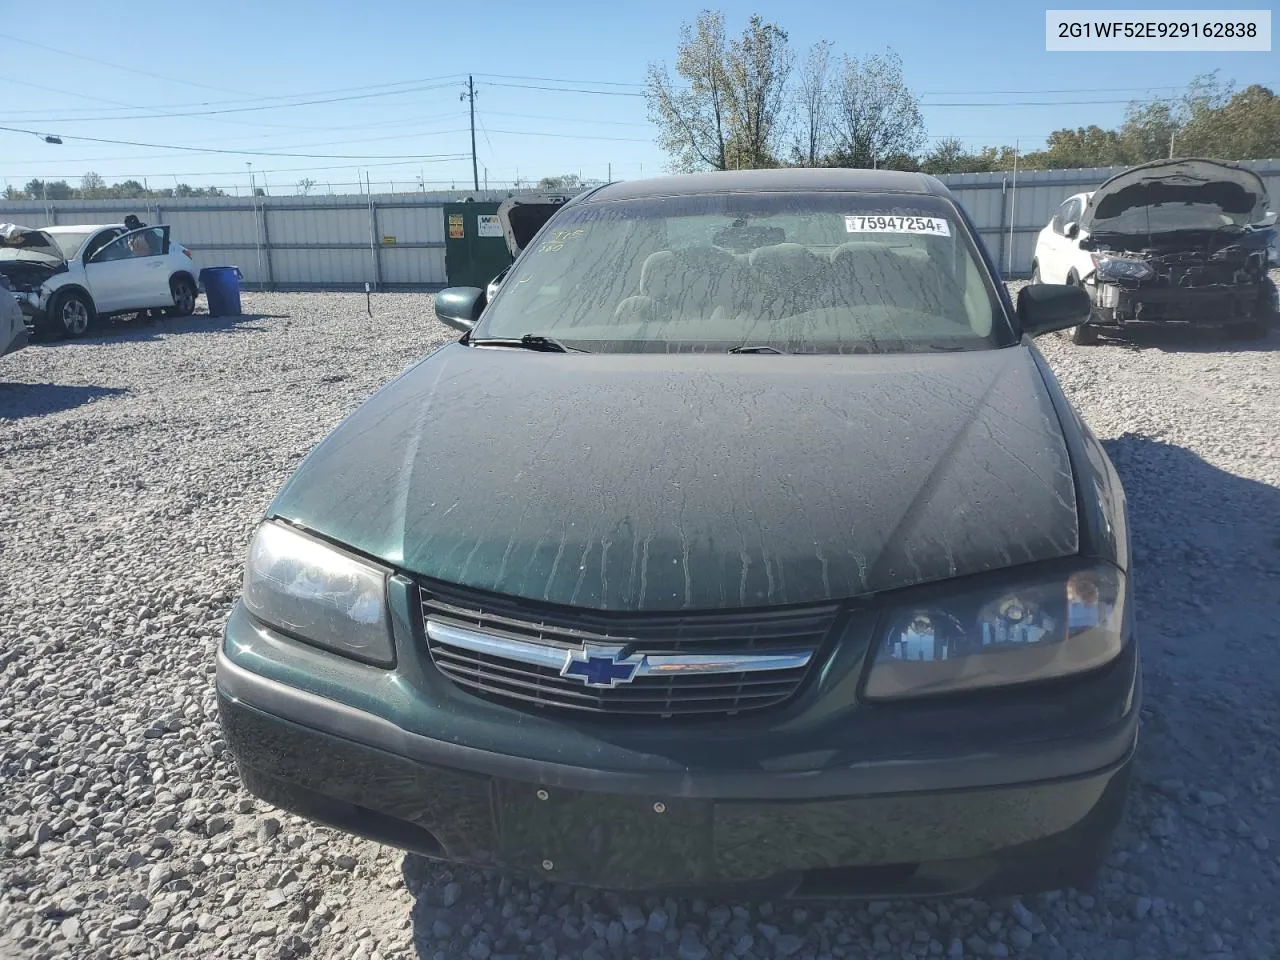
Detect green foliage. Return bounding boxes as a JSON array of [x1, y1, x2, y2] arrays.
[[3, 176, 227, 201], [646, 10, 793, 171], [647, 15, 1278, 174], [537, 173, 583, 190]]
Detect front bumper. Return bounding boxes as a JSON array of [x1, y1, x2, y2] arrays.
[[217, 590, 1141, 899], [1088, 279, 1269, 327]]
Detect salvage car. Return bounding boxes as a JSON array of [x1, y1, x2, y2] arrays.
[[1032, 158, 1278, 344], [0, 222, 199, 340], [217, 168, 1139, 899]]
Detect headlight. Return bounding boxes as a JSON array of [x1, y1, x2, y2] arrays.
[[864, 563, 1125, 700], [1091, 254, 1153, 282], [241, 521, 394, 666]]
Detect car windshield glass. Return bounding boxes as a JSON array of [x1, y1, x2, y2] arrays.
[[51, 231, 96, 258], [476, 191, 1011, 354]]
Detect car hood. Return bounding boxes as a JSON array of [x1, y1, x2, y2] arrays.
[[1081, 158, 1270, 234], [0, 223, 65, 264], [267, 345, 1079, 612]]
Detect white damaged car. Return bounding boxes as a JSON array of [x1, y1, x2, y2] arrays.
[[0, 222, 199, 340]]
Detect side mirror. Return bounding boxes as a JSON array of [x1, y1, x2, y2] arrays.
[[1063, 221, 1080, 239], [1017, 283, 1091, 337], [434, 286, 485, 333]]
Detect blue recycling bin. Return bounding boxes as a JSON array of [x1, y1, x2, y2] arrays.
[[199, 266, 243, 317]]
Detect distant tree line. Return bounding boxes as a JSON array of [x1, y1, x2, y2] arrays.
[[3, 173, 227, 202], [646, 10, 1280, 175]]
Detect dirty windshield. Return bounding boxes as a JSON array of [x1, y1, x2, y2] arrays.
[[477, 191, 1010, 353]]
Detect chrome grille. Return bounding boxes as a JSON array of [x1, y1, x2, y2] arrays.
[[419, 583, 839, 719]]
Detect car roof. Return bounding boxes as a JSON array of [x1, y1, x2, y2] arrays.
[[42, 224, 123, 233], [580, 168, 952, 203]]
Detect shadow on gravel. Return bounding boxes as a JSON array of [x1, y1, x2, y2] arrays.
[[1089, 326, 1280, 355], [1101, 432, 1280, 903], [30, 313, 292, 346], [0, 382, 128, 420]]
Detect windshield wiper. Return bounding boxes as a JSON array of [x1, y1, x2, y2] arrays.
[[727, 344, 788, 354], [469, 334, 584, 353]]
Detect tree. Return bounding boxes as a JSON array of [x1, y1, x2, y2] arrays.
[[792, 41, 832, 166], [720, 15, 792, 169], [4, 185, 30, 201], [1119, 99, 1180, 163], [1178, 83, 1280, 159], [922, 137, 973, 174], [296, 178, 316, 196], [646, 10, 791, 172], [647, 10, 732, 171], [828, 49, 925, 169], [24, 179, 73, 200], [537, 173, 582, 191], [81, 171, 107, 199]]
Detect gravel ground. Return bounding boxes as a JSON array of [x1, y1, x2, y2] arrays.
[[2, 285, 1279, 960]]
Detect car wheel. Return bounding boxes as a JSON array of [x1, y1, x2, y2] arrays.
[[1061, 273, 1098, 345], [166, 276, 197, 318], [1070, 323, 1100, 345], [50, 290, 94, 339]]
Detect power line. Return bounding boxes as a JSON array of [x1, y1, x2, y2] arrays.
[[0, 79, 465, 124], [919, 84, 1191, 95], [475, 72, 644, 88], [921, 97, 1179, 107], [481, 109, 652, 127], [0, 123, 471, 160], [482, 81, 646, 97], [0, 31, 253, 96], [484, 127, 652, 143]]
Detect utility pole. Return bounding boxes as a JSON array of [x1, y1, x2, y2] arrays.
[[461, 75, 479, 192]]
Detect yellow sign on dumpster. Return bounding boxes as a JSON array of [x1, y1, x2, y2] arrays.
[[448, 214, 464, 239]]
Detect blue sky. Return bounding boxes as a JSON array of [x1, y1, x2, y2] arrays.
[[1, 0, 1274, 195]]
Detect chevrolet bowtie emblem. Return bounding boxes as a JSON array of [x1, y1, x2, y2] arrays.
[[559, 646, 643, 687]]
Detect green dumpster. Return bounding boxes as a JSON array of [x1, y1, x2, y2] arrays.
[[442, 201, 512, 289]]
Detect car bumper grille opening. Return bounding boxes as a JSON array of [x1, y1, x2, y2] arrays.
[[418, 583, 839, 720]]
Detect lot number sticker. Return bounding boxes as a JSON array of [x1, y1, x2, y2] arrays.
[[845, 215, 951, 237]]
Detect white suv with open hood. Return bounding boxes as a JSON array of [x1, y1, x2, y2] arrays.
[[0, 222, 200, 340], [1032, 158, 1277, 343]]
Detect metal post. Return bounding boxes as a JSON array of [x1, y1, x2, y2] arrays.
[[468, 75, 479, 192], [1007, 140, 1019, 276], [997, 177, 1009, 277], [259, 202, 275, 291], [367, 171, 380, 290]]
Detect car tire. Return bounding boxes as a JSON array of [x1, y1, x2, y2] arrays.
[[1061, 272, 1099, 345], [47, 290, 94, 339], [166, 276, 197, 318]]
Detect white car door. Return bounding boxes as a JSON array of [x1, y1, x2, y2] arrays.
[[83, 227, 172, 313], [1037, 196, 1084, 283]]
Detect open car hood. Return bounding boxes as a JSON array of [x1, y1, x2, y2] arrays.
[[1080, 158, 1270, 234], [496, 192, 575, 257], [0, 223, 65, 263]]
